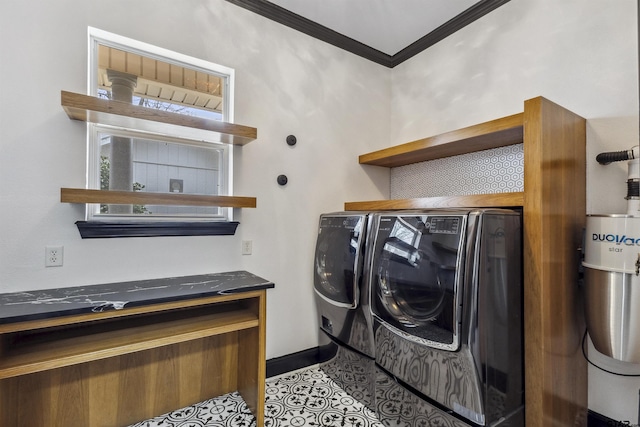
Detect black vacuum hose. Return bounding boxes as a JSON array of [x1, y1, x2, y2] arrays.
[[596, 150, 635, 165]]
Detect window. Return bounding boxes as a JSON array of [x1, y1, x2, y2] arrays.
[[87, 28, 234, 223]]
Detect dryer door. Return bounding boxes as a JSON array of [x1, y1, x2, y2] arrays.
[[314, 214, 366, 308], [372, 214, 466, 351]]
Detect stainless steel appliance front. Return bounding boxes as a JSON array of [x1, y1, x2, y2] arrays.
[[314, 212, 375, 358], [369, 209, 524, 427], [314, 211, 376, 411]]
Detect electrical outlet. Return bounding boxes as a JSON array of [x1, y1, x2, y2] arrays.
[[242, 240, 252, 255], [45, 246, 64, 267]]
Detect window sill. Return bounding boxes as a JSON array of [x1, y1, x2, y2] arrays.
[[75, 221, 239, 238]]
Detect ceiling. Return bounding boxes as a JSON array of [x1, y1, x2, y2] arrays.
[[267, 0, 478, 56], [225, 0, 511, 68]]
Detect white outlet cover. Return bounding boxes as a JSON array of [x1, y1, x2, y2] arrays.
[[45, 246, 64, 267]]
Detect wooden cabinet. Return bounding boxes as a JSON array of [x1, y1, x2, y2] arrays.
[[0, 290, 267, 427], [348, 97, 587, 427]]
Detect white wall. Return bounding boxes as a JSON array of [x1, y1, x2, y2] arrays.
[[2, 0, 638, 422], [389, 0, 640, 422], [0, 0, 389, 363]]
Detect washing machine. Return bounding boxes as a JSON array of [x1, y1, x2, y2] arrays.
[[314, 211, 376, 411], [369, 209, 524, 426]]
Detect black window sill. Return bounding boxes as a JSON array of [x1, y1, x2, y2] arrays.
[[75, 221, 239, 238]]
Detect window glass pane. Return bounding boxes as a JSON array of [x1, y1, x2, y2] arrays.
[[91, 127, 228, 219], [97, 45, 224, 121]]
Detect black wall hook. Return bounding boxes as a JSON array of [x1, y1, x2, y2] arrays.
[[277, 175, 288, 185], [286, 135, 297, 146]]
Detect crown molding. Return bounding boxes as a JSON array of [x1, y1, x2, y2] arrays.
[[225, 0, 511, 68], [225, 0, 392, 66], [390, 0, 511, 67]]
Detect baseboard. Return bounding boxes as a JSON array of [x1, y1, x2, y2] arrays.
[[266, 347, 320, 378], [588, 409, 638, 427]]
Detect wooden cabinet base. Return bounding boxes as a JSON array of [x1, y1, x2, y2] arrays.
[[0, 291, 267, 427]]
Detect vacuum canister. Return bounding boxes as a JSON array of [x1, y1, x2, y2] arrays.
[[583, 214, 640, 363]]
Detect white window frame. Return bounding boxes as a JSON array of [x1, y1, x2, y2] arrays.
[[86, 27, 235, 222]]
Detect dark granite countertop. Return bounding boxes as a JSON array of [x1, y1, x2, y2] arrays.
[[0, 271, 274, 325]]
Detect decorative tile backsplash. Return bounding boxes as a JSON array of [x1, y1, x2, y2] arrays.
[[390, 144, 524, 199]]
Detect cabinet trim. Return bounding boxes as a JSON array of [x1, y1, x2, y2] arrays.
[[344, 192, 523, 211]]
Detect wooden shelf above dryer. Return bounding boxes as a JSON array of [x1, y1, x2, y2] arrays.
[[61, 188, 257, 208], [359, 112, 524, 167], [345, 192, 523, 211], [347, 113, 525, 211], [61, 91, 257, 145]]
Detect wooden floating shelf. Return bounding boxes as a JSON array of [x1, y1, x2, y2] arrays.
[[0, 307, 259, 380], [359, 113, 524, 167], [350, 112, 526, 213], [61, 91, 257, 145], [61, 188, 257, 208], [345, 192, 524, 211]]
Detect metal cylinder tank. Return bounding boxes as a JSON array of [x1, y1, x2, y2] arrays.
[[583, 214, 640, 363]]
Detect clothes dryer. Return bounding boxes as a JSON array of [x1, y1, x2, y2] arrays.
[[314, 212, 376, 411], [369, 209, 524, 427]]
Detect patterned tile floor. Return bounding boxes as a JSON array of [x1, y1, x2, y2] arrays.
[[129, 365, 383, 427]]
